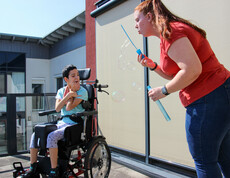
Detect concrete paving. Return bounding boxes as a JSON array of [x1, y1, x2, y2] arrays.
[[0, 153, 191, 178], [0, 153, 149, 178]]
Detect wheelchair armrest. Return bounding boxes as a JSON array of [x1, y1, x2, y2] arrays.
[[74, 110, 98, 117], [34, 123, 57, 149], [39, 109, 59, 116]]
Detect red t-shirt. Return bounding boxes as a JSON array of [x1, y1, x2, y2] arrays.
[[160, 22, 230, 107]]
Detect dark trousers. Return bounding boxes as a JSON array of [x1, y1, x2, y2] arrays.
[[186, 78, 230, 178]]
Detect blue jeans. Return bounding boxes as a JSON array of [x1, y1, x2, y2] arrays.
[[186, 78, 230, 178]]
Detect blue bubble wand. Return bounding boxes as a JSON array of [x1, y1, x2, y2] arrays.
[[121, 25, 171, 122], [147, 86, 171, 121], [121, 25, 144, 59]]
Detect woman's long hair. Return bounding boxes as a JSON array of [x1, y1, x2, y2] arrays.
[[135, 0, 206, 40]]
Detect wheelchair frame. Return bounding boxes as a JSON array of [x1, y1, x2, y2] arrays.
[[13, 68, 111, 178]]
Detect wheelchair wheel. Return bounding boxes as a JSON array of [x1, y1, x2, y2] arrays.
[[84, 137, 111, 178], [41, 174, 48, 178]]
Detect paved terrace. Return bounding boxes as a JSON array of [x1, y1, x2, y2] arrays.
[[0, 152, 192, 178]]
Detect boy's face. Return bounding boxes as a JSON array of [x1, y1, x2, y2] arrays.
[[65, 69, 80, 91]]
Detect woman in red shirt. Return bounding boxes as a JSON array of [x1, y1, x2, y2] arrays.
[[134, 0, 230, 177]]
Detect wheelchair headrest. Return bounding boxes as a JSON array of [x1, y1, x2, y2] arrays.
[[78, 68, 91, 80]]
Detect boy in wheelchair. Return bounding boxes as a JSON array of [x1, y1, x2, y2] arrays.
[[23, 64, 88, 178]]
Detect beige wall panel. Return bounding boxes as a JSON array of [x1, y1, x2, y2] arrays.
[[96, 1, 146, 153], [162, 0, 230, 68], [148, 0, 230, 167], [148, 37, 193, 166]]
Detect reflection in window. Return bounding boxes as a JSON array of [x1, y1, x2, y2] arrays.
[[0, 74, 4, 93], [16, 97, 25, 112], [0, 120, 7, 154], [32, 84, 44, 110], [56, 77, 63, 91], [7, 72, 25, 93], [16, 114, 26, 152], [0, 97, 6, 112]]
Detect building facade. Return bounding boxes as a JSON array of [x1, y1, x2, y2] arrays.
[[0, 0, 230, 176], [0, 12, 86, 155]]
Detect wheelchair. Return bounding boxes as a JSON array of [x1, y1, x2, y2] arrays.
[[13, 68, 111, 178]]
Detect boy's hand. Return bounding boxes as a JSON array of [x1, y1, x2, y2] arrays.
[[68, 90, 81, 99]]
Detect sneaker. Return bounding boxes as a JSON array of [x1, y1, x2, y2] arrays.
[[22, 162, 39, 178], [48, 167, 59, 178]]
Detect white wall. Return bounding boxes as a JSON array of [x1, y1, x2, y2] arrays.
[[50, 46, 86, 92], [26, 58, 50, 149], [26, 46, 86, 93], [26, 58, 50, 93]]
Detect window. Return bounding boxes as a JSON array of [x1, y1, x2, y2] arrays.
[[32, 84, 44, 110], [7, 72, 25, 93], [0, 97, 6, 112], [56, 77, 63, 91], [0, 52, 25, 94], [0, 74, 4, 93], [7, 72, 26, 111]]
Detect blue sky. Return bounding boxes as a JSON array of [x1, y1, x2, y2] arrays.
[[0, 0, 85, 38]]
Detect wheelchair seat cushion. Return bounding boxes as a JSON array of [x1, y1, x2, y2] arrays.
[[34, 123, 57, 149], [63, 116, 93, 147], [64, 123, 83, 146]]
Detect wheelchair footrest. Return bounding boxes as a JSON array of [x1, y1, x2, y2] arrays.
[[13, 162, 26, 178]]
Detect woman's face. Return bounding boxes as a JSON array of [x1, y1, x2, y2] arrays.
[[134, 10, 159, 37], [134, 10, 149, 37]]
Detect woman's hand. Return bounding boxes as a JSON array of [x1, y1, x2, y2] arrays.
[[137, 54, 157, 69], [148, 86, 166, 101]]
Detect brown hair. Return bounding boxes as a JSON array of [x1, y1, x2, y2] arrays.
[[135, 0, 206, 40]]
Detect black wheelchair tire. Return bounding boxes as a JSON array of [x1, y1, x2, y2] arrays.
[[84, 137, 111, 178], [41, 174, 48, 178]]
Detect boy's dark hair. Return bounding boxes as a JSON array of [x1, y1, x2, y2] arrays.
[[62, 64, 77, 78]]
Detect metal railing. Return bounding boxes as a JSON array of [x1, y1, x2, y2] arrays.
[[0, 93, 56, 155]]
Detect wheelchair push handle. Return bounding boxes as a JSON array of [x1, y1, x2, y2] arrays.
[[96, 84, 108, 88], [94, 79, 109, 95]]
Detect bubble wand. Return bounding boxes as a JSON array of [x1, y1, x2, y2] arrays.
[[121, 25, 144, 59], [147, 86, 171, 121], [121, 25, 171, 122]]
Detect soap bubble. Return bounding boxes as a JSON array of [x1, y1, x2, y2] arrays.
[[118, 39, 136, 71], [127, 61, 137, 71], [111, 91, 126, 102], [118, 54, 127, 71], [121, 39, 130, 50], [125, 41, 130, 48], [132, 82, 142, 91]]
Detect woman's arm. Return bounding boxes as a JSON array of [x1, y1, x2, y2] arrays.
[[165, 37, 202, 94], [152, 66, 174, 80], [148, 37, 202, 101]]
